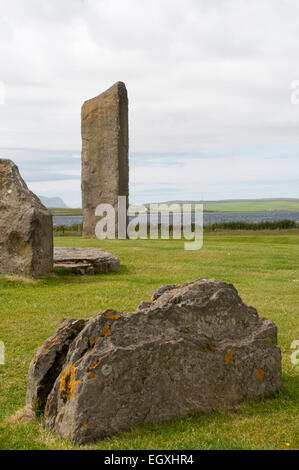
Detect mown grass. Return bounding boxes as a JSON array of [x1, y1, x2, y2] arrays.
[[0, 231, 298, 450], [49, 208, 82, 216], [202, 198, 299, 212]]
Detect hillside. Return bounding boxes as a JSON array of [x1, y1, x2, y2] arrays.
[[39, 196, 68, 208], [145, 198, 299, 212], [49, 198, 299, 216]]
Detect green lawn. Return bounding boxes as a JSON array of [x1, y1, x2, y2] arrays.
[[49, 207, 83, 216], [0, 231, 298, 450], [202, 199, 299, 212]]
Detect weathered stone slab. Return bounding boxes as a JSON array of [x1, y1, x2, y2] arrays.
[[27, 278, 282, 444], [81, 81, 129, 238], [54, 247, 120, 274], [0, 159, 53, 276], [26, 318, 88, 416]]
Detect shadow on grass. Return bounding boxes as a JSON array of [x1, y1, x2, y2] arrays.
[[0, 409, 249, 450], [0, 265, 132, 289], [0, 375, 296, 450]]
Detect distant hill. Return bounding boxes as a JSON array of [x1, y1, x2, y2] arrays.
[[48, 198, 299, 216], [143, 198, 299, 212], [38, 196, 68, 208]]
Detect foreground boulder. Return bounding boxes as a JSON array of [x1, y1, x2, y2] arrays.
[[0, 159, 53, 276], [26, 278, 282, 444]]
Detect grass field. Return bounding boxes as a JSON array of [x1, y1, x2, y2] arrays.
[[150, 199, 299, 212], [49, 208, 83, 216], [202, 199, 299, 212], [0, 231, 298, 450]]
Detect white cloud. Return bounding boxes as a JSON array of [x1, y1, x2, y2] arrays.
[[130, 153, 299, 203], [28, 178, 81, 207], [0, 81, 5, 105], [0, 0, 298, 204]]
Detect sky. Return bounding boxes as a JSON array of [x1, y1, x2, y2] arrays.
[[0, 0, 299, 207]]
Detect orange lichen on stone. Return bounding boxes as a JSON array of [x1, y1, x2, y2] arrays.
[[105, 310, 120, 319], [180, 329, 191, 336], [59, 364, 81, 402], [257, 368, 264, 380], [103, 325, 111, 336], [88, 372, 97, 379], [91, 358, 102, 369], [225, 349, 233, 364], [58, 320, 68, 330], [0, 164, 6, 185], [46, 334, 60, 349], [49, 334, 59, 342], [82, 99, 99, 120], [89, 337, 98, 348], [103, 90, 117, 107], [200, 344, 217, 352]]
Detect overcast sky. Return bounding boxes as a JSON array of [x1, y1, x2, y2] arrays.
[[0, 0, 299, 206]]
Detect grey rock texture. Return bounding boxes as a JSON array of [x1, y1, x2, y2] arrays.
[[26, 318, 88, 416], [81, 81, 129, 238], [54, 247, 120, 274], [0, 159, 53, 276], [27, 278, 282, 444]]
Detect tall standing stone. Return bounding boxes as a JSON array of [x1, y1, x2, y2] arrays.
[[0, 159, 53, 277], [81, 82, 129, 237]]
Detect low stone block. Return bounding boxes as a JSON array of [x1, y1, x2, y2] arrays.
[[54, 247, 120, 274]]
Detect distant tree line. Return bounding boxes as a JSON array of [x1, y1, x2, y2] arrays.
[[53, 219, 298, 236]]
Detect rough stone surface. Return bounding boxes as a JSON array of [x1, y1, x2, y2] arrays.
[[0, 159, 53, 276], [81, 81, 129, 238], [27, 278, 282, 444], [54, 247, 120, 274], [26, 318, 88, 416]]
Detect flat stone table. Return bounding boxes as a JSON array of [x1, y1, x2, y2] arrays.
[[54, 247, 120, 275]]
